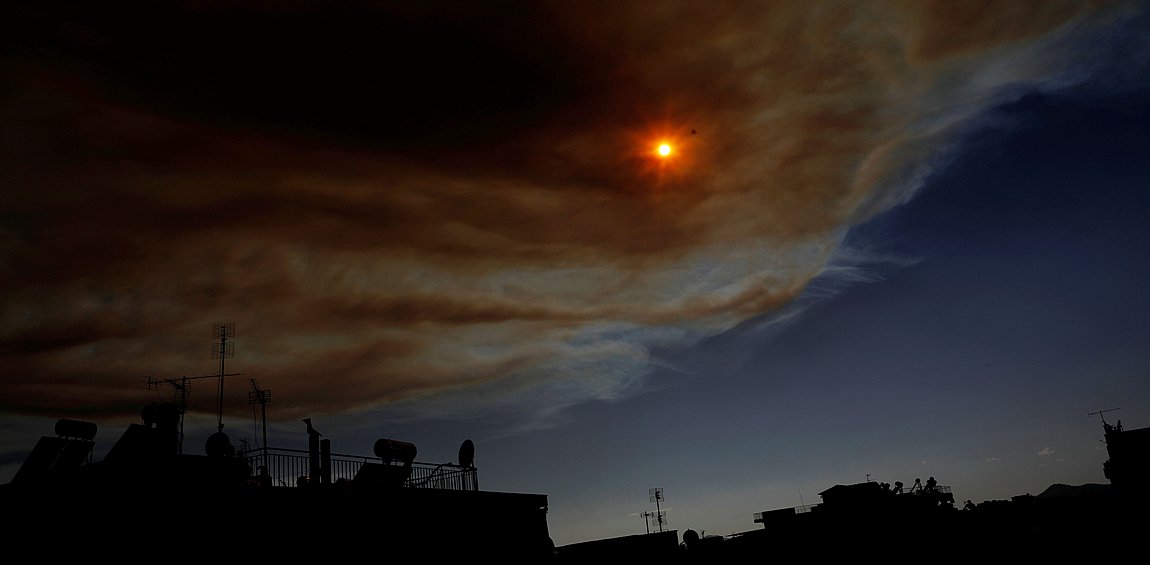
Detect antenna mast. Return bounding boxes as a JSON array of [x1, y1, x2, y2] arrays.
[[649, 488, 666, 533], [212, 322, 235, 433]]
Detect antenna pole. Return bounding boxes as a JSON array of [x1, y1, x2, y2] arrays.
[[212, 322, 235, 433], [178, 376, 188, 453], [218, 334, 224, 432], [657, 491, 662, 533]]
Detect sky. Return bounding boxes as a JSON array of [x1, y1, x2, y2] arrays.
[[3, 0, 1149, 547]]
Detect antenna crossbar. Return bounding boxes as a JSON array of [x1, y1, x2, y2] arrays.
[[1089, 408, 1121, 425]]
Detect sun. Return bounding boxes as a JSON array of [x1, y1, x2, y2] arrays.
[[633, 127, 693, 181]]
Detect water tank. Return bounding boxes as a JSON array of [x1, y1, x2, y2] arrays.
[[54, 419, 97, 440], [374, 438, 417, 465], [205, 431, 234, 457]]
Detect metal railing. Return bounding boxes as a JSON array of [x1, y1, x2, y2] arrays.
[[242, 447, 477, 491], [904, 485, 951, 494]]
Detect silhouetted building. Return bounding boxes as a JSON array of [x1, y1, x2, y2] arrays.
[[555, 530, 679, 562], [1, 404, 552, 561], [1103, 420, 1150, 498], [556, 420, 1148, 563], [753, 506, 806, 534]]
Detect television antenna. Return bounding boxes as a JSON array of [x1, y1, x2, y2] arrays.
[[649, 488, 666, 533], [212, 322, 235, 433], [248, 378, 271, 467], [1088, 408, 1120, 425], [146, 371, 242, 454], [640, 510, 653, 534]]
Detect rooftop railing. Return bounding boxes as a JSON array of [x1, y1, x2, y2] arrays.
[[242, 447, 477, 491]]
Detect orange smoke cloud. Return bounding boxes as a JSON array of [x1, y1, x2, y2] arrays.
[[0, 1, 1137, 428]]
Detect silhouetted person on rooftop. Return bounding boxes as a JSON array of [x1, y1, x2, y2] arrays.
[[911, 478, 922, 493], [893, 481, 904, 494], [964, 500, 975, 511], [925, 476, 937, 492], [256, 465, 272, 488]]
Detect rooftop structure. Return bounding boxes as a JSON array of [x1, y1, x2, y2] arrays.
[[1, 401, 552, 560]]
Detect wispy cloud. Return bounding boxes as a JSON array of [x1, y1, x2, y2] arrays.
[[1037, 447, 1056, 457]]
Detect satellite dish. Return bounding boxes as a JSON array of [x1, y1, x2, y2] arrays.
[[459, 439, 475, 468]]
